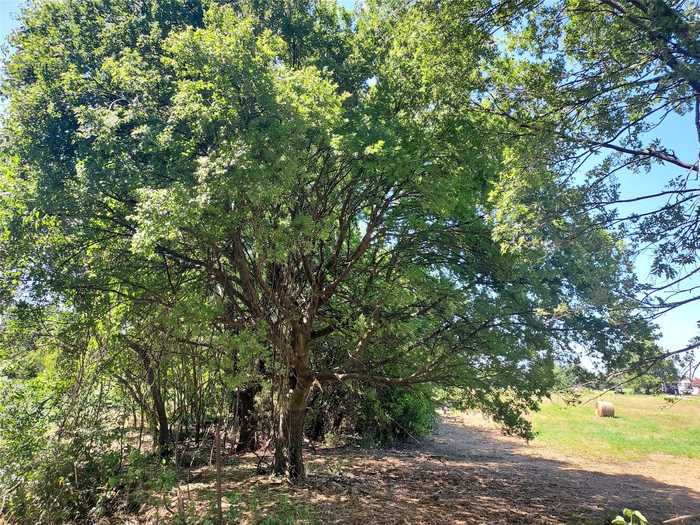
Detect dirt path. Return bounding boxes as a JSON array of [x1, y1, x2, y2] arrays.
[[407, 413, 700, 524], [298, 414, 700, 524], [430, 412, 700, 493]]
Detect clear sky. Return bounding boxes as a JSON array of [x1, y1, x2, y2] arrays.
[[0, 0, 697, 355], [0, 1, 21, 38], [614, 112, 699, 355]]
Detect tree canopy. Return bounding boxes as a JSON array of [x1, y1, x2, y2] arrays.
[[476, 0, 700, 363], [0, 0, 661, 497]]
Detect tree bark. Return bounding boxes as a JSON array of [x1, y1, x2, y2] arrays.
[[215, 422, 223, 525], [272, 329, 313, 482], [130, 341, 170, 455], [273, 378, 312, 481], [150, 375, 171, 456], [285, 378, 312, 481], [272, 423, 287, 476], [235, 384, 261, 452]]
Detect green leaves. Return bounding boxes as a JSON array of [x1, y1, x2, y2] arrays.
[[612, 508, 649, 525], [0, 0, 659, 474], [130, 184, 199, 258], [491, 0, 700, 322]]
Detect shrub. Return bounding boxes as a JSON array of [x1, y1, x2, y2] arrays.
[[3, 434, 123, 523], [0, 419, 163, 524], [304, 383, 437, 446], [356, 385, 437, 445]]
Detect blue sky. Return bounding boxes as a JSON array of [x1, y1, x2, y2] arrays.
[[0, 2, 22, 40], [613, 113, 699, 354], [0, 0, 697, 354]]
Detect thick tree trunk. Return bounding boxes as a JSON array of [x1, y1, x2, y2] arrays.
[[272, 348, 314, 480], [285, 379, 311, 481], [272, 378, 311, 481], [271, 326, 314, 482]]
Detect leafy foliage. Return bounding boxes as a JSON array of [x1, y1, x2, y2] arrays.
[[612, 508, 649, 525], [483, 0, 700, 352], [0, 1, 661, 518]]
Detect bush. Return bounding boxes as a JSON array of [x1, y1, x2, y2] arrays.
[[304, 384, 438, 446], [3, 434, 123, 523], [2, 433, 177, 524], [356, 385, 437, 445]]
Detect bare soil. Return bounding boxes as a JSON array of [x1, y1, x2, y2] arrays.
[[124, 414, 700, 524]]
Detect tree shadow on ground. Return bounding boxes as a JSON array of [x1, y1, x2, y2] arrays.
[[131, 419, 700, 524], [292, 420, 700, 525]]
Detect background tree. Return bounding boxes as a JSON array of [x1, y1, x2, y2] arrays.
[[626, 358, 680, 393]]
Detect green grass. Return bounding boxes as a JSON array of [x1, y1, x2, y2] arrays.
[[531, 393, 700, 461]]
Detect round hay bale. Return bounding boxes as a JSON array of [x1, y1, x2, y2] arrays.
[[595, 400, 615, 417]]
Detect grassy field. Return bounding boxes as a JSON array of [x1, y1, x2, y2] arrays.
[[530, 393, 700, 461]]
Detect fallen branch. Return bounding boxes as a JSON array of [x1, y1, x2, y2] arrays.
[[663, 514, 700, 524]]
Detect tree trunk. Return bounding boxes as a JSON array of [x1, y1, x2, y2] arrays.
[[285, 381, 310, 481], [150, 376, 170, 455], [235, 384, 261, 452], [272, 428, 287, 476], [130, 341, 170, 455], [272, 328, 313, 482], [215, 422, 223, 525], [273, 375, 312, 482]]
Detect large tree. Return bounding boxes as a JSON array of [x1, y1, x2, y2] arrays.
[[1, 0, 652, 480]]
